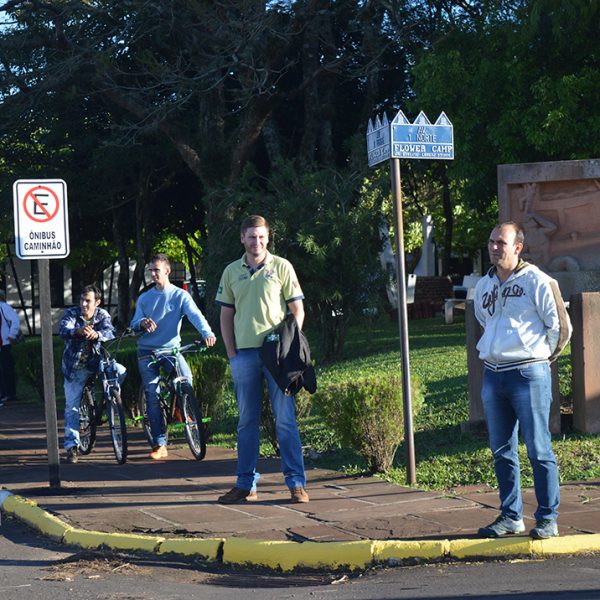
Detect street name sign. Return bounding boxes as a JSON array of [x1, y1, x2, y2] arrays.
[[366, 113, 391, 167], [13, 179, 70, 259], [391, 110, 454, 160]]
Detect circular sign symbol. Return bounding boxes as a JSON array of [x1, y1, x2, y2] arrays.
[[22, 185, 60, 223]]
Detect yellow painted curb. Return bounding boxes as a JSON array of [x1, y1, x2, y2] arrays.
[[533, 534, 600, 556], [2, 494, 74, 541], [4, 490, 600, 569], [103, 532, 166, 552], [373, 539, 448, 562], [63, 528, 111, 549], [63, 528, 164, 552], [158, 537, 224, 559], [222, 538, 375, 571], [449, 537, 532, 559]]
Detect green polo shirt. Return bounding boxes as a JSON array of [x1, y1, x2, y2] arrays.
[[215, 252, 304, 349]]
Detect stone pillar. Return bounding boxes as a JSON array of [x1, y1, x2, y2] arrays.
[[549, 361, 561, 434], [570, 292, 600, 434], [464, 301, 561, 434], [465, 301, 485, 427]]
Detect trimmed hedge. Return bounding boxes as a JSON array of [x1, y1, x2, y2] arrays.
[[12, 335, 229, 433]]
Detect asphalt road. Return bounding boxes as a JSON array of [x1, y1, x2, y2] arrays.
[[2, 515, 600, 600]]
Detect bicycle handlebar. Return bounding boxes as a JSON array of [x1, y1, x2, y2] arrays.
[[97, 327, 138, 362], [147, 340, 208, 365]]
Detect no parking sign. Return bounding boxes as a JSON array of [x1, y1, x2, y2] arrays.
[[13, 179, 70, 259]]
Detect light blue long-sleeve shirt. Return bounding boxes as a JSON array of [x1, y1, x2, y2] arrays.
[[130, 284, 214, 352]]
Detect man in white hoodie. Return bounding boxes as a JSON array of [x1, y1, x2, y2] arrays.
[[474, 221, 571, 540]]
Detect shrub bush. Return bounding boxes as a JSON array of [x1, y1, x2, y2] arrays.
[[313, 372, 424, 473], [13, 336, 62, 401], [188, 353, 229, 434]]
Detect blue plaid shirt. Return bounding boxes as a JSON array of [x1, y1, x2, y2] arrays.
[[59, 306, 116, 381]]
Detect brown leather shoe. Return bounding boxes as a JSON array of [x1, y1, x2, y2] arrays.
[[218, 487, 259, 504], [290, 486, 309, 503], [149, 445, 168, 460]]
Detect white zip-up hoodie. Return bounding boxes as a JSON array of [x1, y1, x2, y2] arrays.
[[474, 261, 572, 371]]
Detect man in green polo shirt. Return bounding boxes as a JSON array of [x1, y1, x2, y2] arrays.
[[215, 215, 309, 504]]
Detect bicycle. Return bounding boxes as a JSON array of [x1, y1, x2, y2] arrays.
[[78, 329, 133, 464], [136, 341, 209, 460]]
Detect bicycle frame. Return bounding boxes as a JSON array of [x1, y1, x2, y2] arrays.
[[139, 341, 208, 460], [148, 342, 207, 402], [78, 329, 132, 464]]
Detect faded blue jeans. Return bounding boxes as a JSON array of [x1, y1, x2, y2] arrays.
[[481, 362, 559, 522], [229, 348, 306, 491], [64, 363, 126, 450]]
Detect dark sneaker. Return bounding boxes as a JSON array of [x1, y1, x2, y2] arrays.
[[290, 486, 309, 504], [218, 487, 258, 504], [478, 514, 525, 538], [530, 519, 558, 539], [66, 447, 79, 464]]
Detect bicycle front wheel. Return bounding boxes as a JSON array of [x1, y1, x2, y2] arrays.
[[107, 389, 128, 464], [78, 386, 97, 455], [180, 382, 206, 460]]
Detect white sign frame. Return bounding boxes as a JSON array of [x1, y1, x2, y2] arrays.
[[366, 113, 391, 167], [13, 179, 70, 259]]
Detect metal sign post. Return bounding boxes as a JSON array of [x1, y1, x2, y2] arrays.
[[390, 157, 416, 484], [13, 179, 70, 489], [38, 259, 60, 487], [366, 110, 454, 485]]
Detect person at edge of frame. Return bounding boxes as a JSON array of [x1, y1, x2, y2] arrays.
[[0, 289, 22, 408], [60, 284, 127, 464], [130, 253, 216, 460], [215, 214, 310, 505], [474, 221, 572, 541]]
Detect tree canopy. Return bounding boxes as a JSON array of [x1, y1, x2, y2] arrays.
[[1, 0, 599, 353]]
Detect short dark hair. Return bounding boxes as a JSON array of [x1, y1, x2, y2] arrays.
[[150, 253, 171, 269], [496, 221, 524, 245], [81, 284, 102, 301], [240, 215, 269, 235]]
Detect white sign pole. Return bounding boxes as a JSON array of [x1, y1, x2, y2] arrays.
[[13, 179, 70, 489]]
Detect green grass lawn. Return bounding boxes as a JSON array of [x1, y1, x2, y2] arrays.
[[290, 315, 600, 491]]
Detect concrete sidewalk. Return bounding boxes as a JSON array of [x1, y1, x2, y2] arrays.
[[1, 402, 599, 571]]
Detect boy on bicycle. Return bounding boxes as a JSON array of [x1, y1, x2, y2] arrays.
[[131, 254, 216, 460], [60, 284, 126, 464]]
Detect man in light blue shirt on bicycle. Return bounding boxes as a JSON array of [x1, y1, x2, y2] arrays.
[[131, 254, 216, 460]]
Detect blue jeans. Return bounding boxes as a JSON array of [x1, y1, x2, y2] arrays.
[[138, 351, 192, 448], [481, 362, 559, 522], [229, 348, 306, 491], [64, 363, 126, 450]]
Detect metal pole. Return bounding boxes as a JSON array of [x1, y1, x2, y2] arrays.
[[390, 158, 417, 485], [38, 259, 61, 488]]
